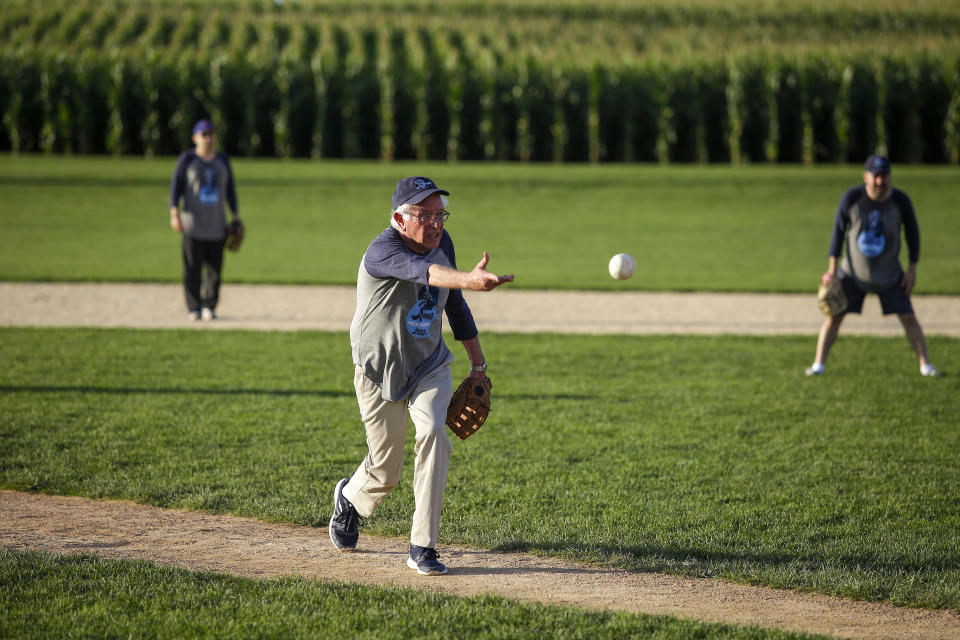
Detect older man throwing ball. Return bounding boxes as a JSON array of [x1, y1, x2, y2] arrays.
[[328, 176, 514, 575]]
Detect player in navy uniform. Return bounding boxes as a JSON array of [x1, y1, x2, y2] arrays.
[[806, 155, 940, 377], [169, 119, 242, 321], [328, 176, 513, 575]]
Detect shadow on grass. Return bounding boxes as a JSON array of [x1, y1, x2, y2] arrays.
[[0, 385, 594, 401], [450, 560, 613, 577], [487, 541, 960, 575], [0, 385, 352, 397]]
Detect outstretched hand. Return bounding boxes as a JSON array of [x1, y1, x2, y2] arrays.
[[470, 252, 514, 291]]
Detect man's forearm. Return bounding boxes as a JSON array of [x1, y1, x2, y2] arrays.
[[428, 264, 473, 290], [461, 337, 487, 378], [428, 258, 512, 292], [461, 337, 485, 366]]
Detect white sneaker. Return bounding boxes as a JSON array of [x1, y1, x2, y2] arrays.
[[201, 308, 216, 321], [188, 310, 201, 322], [407, 545, 448, 575], [921, 364, 942, 377], [805, 363, 825, 376]]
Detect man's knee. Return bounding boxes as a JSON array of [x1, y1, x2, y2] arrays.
[[416, 422, 452, 452], [431, 421, 452, 445]]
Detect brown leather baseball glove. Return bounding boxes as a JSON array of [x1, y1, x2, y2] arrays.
[[446, 375, 492, 440], [225, 219, 244, 252], [817, 273, 847, 316]]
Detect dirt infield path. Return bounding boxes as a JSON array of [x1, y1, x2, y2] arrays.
[[2, 281, 959, 336], [3, 283, 960, 639], [4, 491, 959, 640]]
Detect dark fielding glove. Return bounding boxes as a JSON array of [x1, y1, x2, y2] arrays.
[[225, 219, 245, 252], [446, 375, 492, 440], [817, 273, 847, 316]]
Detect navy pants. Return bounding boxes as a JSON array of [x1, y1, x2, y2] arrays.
[[182, 236, 225, 312]]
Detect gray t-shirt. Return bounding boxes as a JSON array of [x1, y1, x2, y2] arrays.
[[350, 227, 478, 402], [828, 186, 919, 292], [169, 151, 238, 241]]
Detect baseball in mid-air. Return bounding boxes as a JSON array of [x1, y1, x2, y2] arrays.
[[608, 253, 636, 280]]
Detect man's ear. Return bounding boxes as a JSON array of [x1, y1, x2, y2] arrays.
[[392, 210, 406, 229]]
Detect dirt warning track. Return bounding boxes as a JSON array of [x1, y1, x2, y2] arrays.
[[2, 282, 959, 336], [3, 491, 960, 640]]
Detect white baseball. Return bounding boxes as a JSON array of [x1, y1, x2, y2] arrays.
[[608, 253, 636, 280]]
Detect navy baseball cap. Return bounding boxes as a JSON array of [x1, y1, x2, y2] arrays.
[[864, 154, 890, 174], [192, 119, 214, 135], [392, 176, 449, 210]]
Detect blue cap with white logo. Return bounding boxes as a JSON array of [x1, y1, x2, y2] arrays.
[[392, 176, 450, 210], [192, 119, 214, 135], [864, 154, 890, 175]]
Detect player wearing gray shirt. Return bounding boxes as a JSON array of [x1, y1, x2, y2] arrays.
[[168, 119, 241, 321], [351, 226, 478, 402], [831, 183, 918, 292], [329, 176, 514, 576], [805, 155, 940, 377]]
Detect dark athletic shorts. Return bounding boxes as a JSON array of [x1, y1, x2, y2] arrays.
[[838, 270, 914, 316]]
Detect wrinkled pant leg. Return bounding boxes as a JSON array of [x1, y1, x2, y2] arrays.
[[346, 367, 409, 518], [406, 364, 453, 549]]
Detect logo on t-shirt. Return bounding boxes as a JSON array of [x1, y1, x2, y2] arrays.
[[406, 285, 440, 338], [198, 168, 220, 205], [857, 209, 886, 258]]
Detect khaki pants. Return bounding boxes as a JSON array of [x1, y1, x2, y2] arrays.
[[344, 364, 453, 549]]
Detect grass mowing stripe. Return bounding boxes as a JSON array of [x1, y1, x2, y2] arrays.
[[1, 327, 958, 608], [0, 549, 823, 640], [1, 156, 958, 293]]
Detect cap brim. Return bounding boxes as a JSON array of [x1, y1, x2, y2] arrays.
[[404, 188, 450, 206]]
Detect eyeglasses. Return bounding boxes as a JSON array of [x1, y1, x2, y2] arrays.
[[406, 210, 450, 224]]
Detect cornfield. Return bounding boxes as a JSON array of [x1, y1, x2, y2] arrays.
[[2, 0, 958, 163]]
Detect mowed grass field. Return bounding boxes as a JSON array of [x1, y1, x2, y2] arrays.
[[1, 551, 823, 640], [2, 330, 958, 607], [0, 155, 958, 293], [2, 155, 959, 638]]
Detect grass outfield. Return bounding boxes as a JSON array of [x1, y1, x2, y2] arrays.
[[1, 155, 958, 293], [0, 550, 822, 640], [2, 328, 958, 610]]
